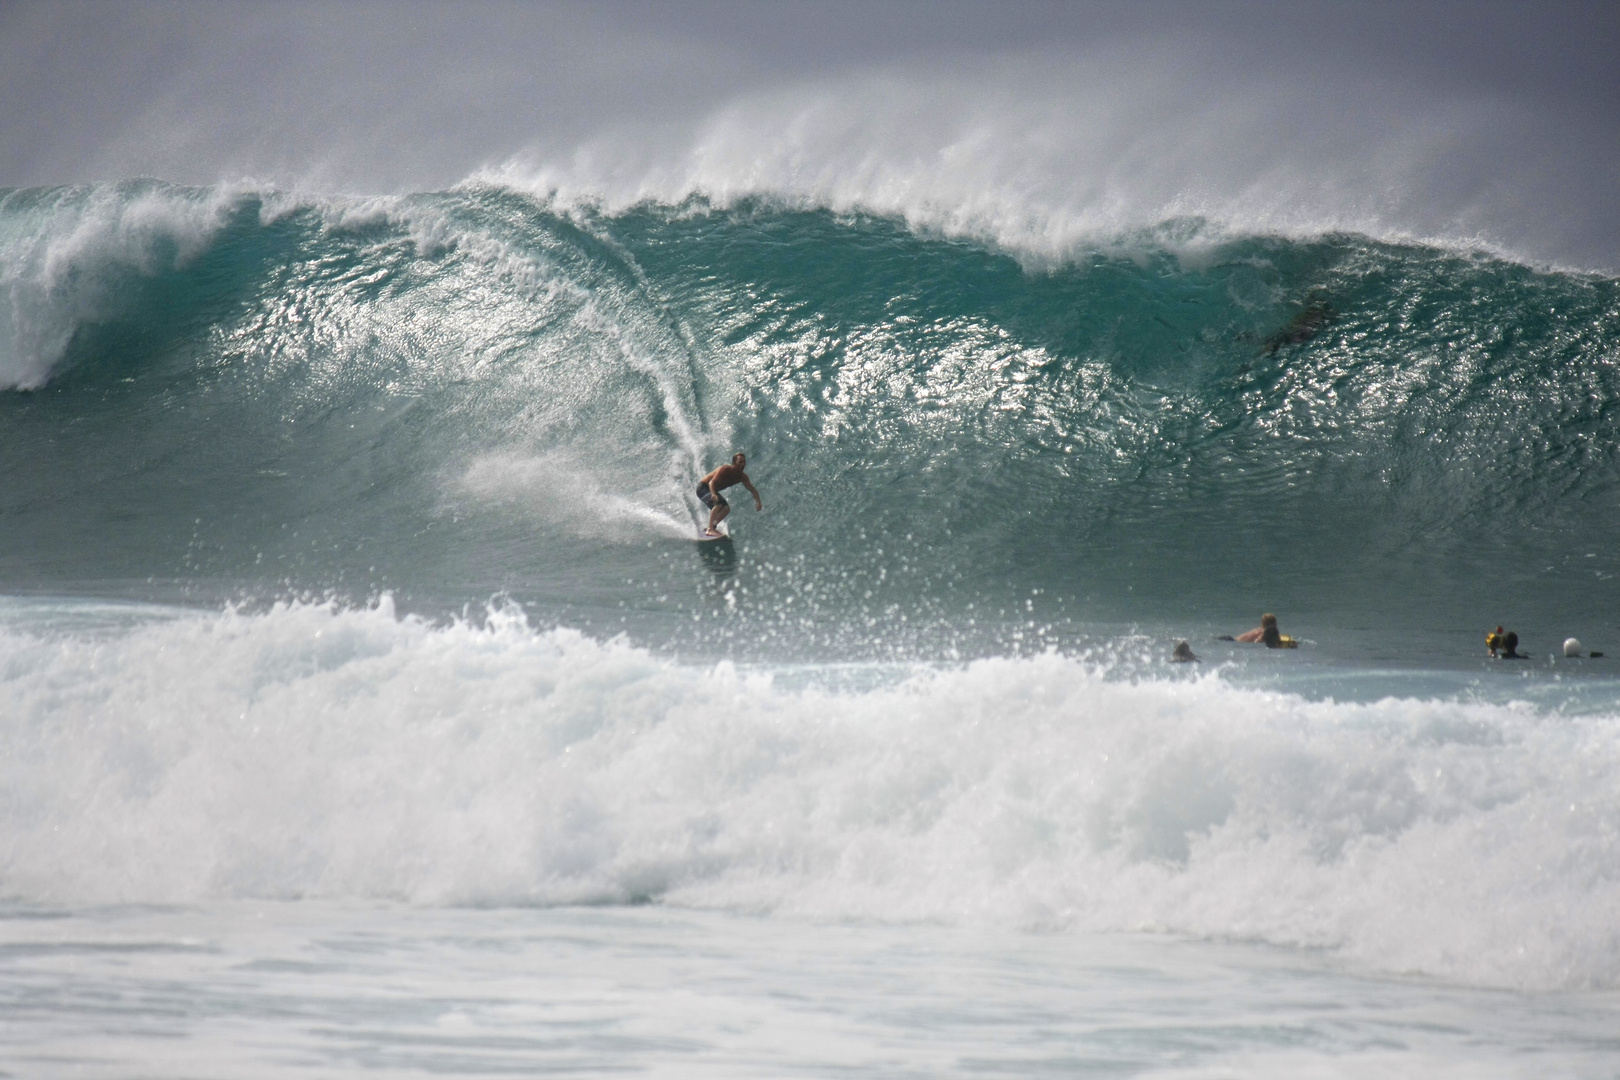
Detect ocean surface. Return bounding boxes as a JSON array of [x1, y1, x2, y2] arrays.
[[2, 179, 1619, 1076]]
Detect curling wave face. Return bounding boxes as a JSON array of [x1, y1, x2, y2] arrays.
[[1, 180, 1616, 649]]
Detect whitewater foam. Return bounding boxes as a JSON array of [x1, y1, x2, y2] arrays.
[[2, 597, 1617, 992]]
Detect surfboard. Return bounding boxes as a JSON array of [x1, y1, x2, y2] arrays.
[[697, 530, 730, 542]]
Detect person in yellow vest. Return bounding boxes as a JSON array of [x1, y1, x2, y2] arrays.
[[1228, 612, 1298, 648]]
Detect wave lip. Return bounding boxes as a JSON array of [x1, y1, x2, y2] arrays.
[[0, 182, 266, 389], [2, 597, 1617, 993], [476, 48, 1620, 274]]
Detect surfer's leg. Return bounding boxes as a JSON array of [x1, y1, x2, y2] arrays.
[[708, 501, 731, 534], [698, 482, 722, 535]]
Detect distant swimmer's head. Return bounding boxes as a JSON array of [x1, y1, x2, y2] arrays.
[[1261, 623, 1283, 647], [1502, 631, 1521, 657], [1172, 640, 1198, 663], [1261, 613, 1278, 629]]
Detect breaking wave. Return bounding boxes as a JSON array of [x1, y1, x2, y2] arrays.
[[2, 597, 1617, 993]]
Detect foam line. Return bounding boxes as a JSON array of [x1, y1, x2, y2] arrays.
[[2, 598, 1617, 992]]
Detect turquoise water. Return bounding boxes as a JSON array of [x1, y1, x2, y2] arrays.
[[2, 182, 1616, 660], [2, 180, 1619, 1073]]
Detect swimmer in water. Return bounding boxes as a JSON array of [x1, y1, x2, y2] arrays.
[[1498, 630, 1526, 659], [1487, 626, 1504, 657], [1218, 613, 1298, 648], [1231, 613, 1275, 643], [1227, 612, 1293, 647], [1172, 640, 1199, 663]]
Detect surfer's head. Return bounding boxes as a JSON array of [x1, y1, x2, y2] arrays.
[[1260, 613, 1277, 629], [732, 452, 746, 467]]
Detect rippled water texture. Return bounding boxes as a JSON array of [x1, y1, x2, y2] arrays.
[[5, 903, 1619, 1079], [1, 183, 1616, 657]]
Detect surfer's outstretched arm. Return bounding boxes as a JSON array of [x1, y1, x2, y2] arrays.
[[742, 476, 762, 510]]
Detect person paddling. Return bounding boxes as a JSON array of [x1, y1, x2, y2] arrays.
[[1221, 612, 1298, 648], [696, 453, 762, 537]]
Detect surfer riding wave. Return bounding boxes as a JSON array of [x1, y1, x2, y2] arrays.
[[697, 453, 762, 537]]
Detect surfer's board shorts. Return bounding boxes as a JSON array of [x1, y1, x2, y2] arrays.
[[697, 481, 728, 509]]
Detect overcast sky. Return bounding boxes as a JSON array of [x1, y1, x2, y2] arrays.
[[3, 0, 1617, 266]]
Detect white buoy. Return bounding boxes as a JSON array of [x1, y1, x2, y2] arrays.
[[1564, 637, 1582, 658]]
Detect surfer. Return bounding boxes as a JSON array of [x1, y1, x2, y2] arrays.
[[1262, 292, 1335, 355], [1221, 613, 1296, 648], [1171, 641, 1199, 663], [696, 452, 762, 537]]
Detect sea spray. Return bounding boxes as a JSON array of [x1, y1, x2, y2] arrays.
[[2, 596, 1617, 992]]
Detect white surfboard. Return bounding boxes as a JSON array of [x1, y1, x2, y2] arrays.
[[696, 529, 730, 542]]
